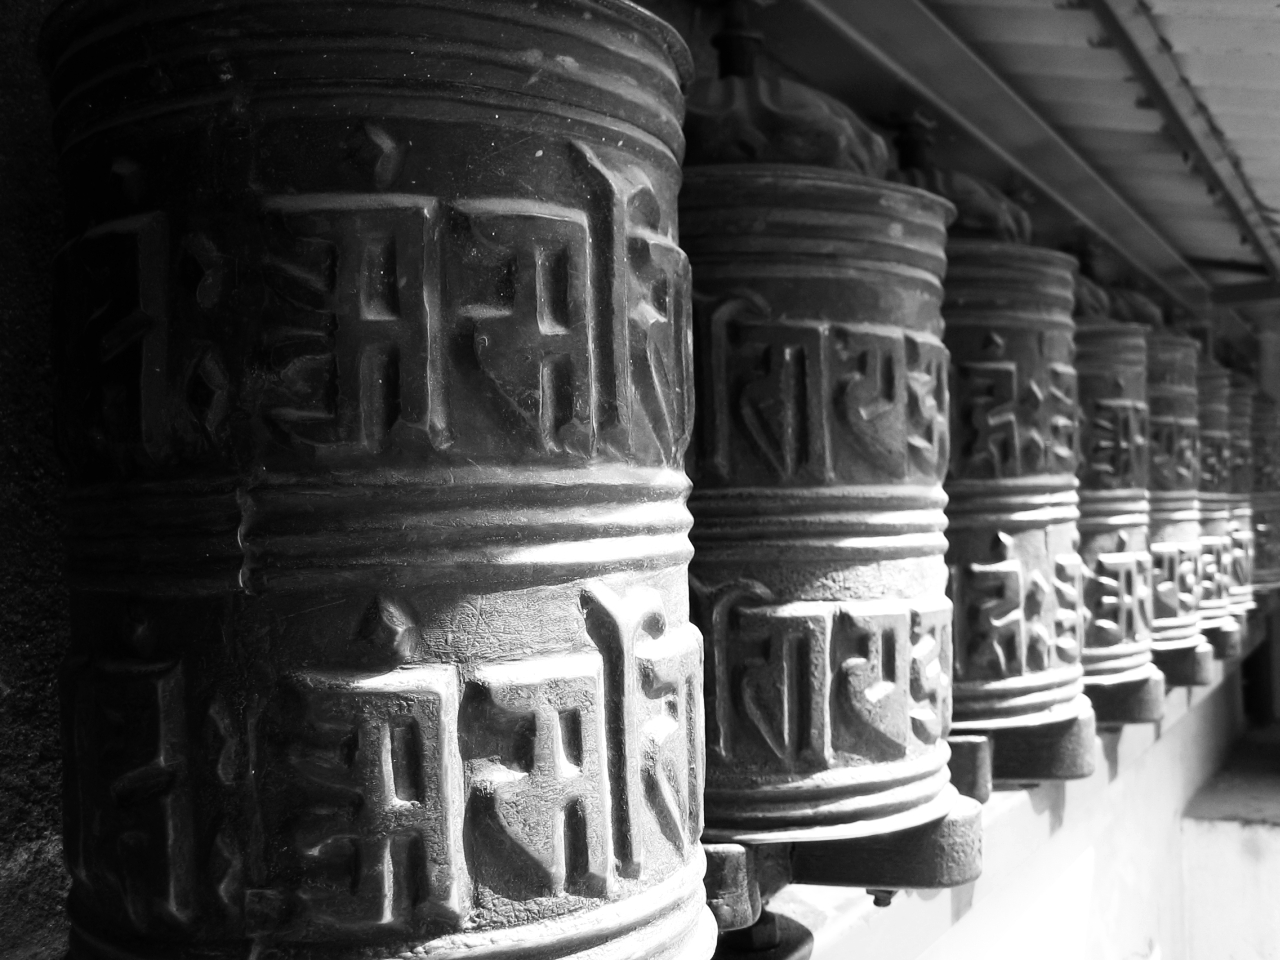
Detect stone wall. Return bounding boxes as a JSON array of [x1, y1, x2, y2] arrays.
[[0, 0, 68, 955]]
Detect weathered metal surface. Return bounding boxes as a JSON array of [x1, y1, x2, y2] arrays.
[[41, 2, 716, 959], [1074, 278, 1164, 724], [683, 162, 965, 843], [1134, 306, 1215, 685], [1252, 392, 1280, 594], [943, 241, 1097, 781], [1197, 357, 1242, 659], [1227, 373, 1255, 645]]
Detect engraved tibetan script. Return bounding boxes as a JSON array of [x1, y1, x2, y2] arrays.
[[1086, 550, 1153, 645], [1150, 420, 1199, 491], [262, 195, 450, 455], [953, 332, 1077, 480], [251, 601, 698, 932], [57, 213, 172, 471], [704, 299, 946, 485], [1151, 541, 1200, 620], [1198, 536, 1232, 606], [582, 583, 701, 876], [64, 657, 195, 934], [466, 655, 612, 900], [272, 666, 469, 932], [953, 532, 1080, 680], [700, 594, 948, 768], [1084, 399, 1147, 490], [259, 151, 690, 465]]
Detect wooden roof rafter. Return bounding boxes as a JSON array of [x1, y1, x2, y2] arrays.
[[753, 0, 1217, 311], [1087, 0, 1280, 307]]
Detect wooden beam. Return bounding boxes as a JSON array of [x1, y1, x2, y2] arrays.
[[1212, 282, 1280, 306], [1089, 0, 1280, 278], [752, 0, 1214, 309]]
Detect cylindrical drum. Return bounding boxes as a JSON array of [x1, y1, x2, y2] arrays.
[[42, 3, 716, 959], [683, 165, 962, 840], [944, 242, 1096, 781], [1197, 359, 1241, 658], [1074, 284, 1163, 724], [1227, 374, 1255, 644], [1254, 392, 1280, 593], [1147, 330, 1214, 685]]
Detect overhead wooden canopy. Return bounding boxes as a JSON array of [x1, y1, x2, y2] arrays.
[[751, 0, 1280, 328]]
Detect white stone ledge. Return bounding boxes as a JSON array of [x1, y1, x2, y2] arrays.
[[766, 634, 1261, 960]]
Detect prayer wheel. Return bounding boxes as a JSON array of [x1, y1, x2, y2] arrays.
[[1227, 374, 1255, 643], [682, 38, 980, 885], [41, 2, 716, 958], [942, 242, 1096, 780], [1196, 358, 1241, 659], [1073, 278, 1163, 724], [1126, 302, 1214, 686], [1253, 392, 1280, 594]]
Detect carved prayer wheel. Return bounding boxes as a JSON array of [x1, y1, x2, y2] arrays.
[[1227, 374, 1255, 641], [681, 49, 980, 874], [1133, 311, 1214, 686], [1195, 358, 1241, 658], [1072, 278, 1163, 724], [41, 3, 717, 959], [942, 243, 1096, 780], [1253, 392, 1280, 594]]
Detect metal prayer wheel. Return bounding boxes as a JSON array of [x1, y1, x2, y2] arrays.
[[1145, 328, 1214, 685], [42, 3, 717, 959], [682, 53, 980, 894], [685, 165, 965, 838], [943, 243, 1097, 781], [1227, 374, 1255, 641], [1073, 282, 1163, 724], [1195, 359, 1240, 658], [1253, 392, 1280, 594]]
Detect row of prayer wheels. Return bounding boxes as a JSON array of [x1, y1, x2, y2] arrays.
[[39, 2, 1276, 959]]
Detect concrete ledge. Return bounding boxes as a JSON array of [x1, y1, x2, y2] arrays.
[[1182, 726, 1280, 960], [762, 636, 1258, 960]]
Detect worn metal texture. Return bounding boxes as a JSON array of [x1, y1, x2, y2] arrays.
[[1226, 373, 1255, 642], [1252, 392, 1280, 594], [1197, 358, 1242, 659], [40, 1, 717, 958], [1074, 279, 1164, 725], [683, 162, 962, 842], [1138, 311, 1215, 686], [943, 241, 1097, 781]]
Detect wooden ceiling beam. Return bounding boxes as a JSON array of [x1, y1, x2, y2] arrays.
[[1089, 0, 1280, 279], [752, 0, 1214, 309]]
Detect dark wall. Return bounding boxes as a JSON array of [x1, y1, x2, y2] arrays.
[[0, 0, 68, 956]]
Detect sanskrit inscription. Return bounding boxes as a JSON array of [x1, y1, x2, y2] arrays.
[[951, 329, 1078, 480], [699, 296, 948, 486], [694, 590, 951, 768], [952, 532, 1082, 681]]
